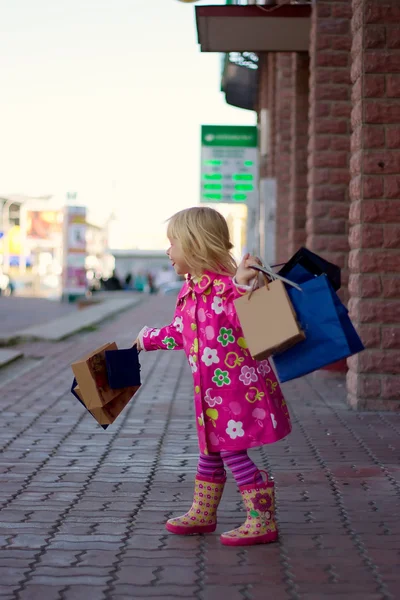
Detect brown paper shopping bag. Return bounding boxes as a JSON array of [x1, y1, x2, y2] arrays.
[[71, 342, 139, 410], [234, 266, 305, 361], [72, 382, 137, 427]]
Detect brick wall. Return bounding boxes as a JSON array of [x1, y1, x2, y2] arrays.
[[288, 53, 309, 255], [347, 0, 400, 410], [307, 0, 353, 302], [267, 53, 276, 179], [275, 53, 293, 263]]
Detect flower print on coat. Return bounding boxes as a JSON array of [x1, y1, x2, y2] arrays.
[[257, 360, 271, 377], [226, 419, 244, 440], [141, 271, 291, 454], [162, 336, 178, 350], [245, 387, 265, 403], [212, 368, 231, 387], [211, 296, 224, 315], [188, 355, 198, 373], [239, 365, 258, 386], [173, 316, 184, 333], [252, 407, 266, 427], [201, 347, 219, 367], [204, 388, 222, 408], [217, 327, 235, 347]]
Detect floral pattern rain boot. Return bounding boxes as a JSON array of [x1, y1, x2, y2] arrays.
[[166, 471, 226, 535], [220, 471, 278, 546]]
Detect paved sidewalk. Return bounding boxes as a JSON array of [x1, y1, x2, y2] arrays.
[[0, 292, 141, 345], [0, 296, 399, 599]]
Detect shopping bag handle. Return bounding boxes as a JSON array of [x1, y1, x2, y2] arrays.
[[249, 262, 303, 292]]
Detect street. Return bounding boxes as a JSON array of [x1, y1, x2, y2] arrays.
[[0, 295, 399, 600]]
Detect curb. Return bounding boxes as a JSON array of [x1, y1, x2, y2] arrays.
[[0, 295, 142, 346], [0, 349, 23, 368]]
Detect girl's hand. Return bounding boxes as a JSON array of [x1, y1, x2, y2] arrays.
[[134, 337, 142, 351], [235, 253, 260, 286]]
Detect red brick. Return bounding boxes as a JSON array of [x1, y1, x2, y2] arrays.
[[364, 125, 385, 148], [317, 51, 350, 68], [313, 218, 347, 235], [319, 18, 350, 36], [349, 224, 384, 248], [364, 52, 400, 74], [362, 396, 400, 409], [348, 274, 382, 298], [364, 74, 386, 97], [330, 204, 351, 220], [316, 84, 350, 101], [384, 175, 400, 198], [365, 4, 400, 25], [381, 376, 400, 399], [316, 119, 349, 135], [358, 349, 400, 374], [351, 100, 362, 129], [315, 102, 331, 118], [387, 25, 400, 49], [347, 371, 382, 398], [361, 250, 400, 273], [355, 298, 400, 324], [382, 276, 400, 298], [312, 235, 349, 253], [350, 175, 361, 201], [386, 74, 400, 97], [315, 151, 348, 169], [383, 225, 400, 248], [363, 176, 384, 198], [331, 101, 352, 118], [329, 169, 350, 186], [363, 150, 400, 174], [356, 324, 381, 348], [382, 326, 400, 349], [316, 3, 331, 19], [349, 200, 362, 224], [364, 25, 386, 48], [365, 101, 400, 124], [332, 3, 352, 20], [330, 69, 352, 86], [331, 34, 352, 52], [315, 136, 332, 151], [386, 126, 400, 148]]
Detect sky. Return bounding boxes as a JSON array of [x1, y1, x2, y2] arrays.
[[0, 0, 255, 250]]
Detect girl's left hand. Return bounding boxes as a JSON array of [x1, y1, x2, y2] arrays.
[[235, 253, 260, 286]]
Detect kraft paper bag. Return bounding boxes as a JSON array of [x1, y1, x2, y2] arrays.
[[71, 378, 138, 429], [71, 342, 140, 410], [234, 268, 305, 361]]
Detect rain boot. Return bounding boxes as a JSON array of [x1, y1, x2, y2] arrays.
[[220, 470, 278, 546], [166, 470, 226, 535]]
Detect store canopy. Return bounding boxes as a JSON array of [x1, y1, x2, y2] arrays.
[[196, 4, 312, 53]]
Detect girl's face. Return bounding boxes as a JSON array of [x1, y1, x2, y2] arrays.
[[167, 237, 190, 276]]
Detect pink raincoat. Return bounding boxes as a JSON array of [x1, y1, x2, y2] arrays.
[[142, 271, 291, 454]]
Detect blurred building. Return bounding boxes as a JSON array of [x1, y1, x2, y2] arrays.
[[194, 0, 400, 411]]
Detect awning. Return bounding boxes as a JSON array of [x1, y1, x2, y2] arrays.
[[196, 4, 312, 53]]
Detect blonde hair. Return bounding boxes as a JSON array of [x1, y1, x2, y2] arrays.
[[166, 207, 237, 277]]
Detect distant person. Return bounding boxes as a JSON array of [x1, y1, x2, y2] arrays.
[[133, 206, 291, 547], [134, 272, 146, 292], [124, 272, 133, 289], [107, 270, 123, 291], [147, 272, 156, 294]]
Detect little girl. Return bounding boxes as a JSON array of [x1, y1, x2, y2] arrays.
[[136, 206, 291, 546]]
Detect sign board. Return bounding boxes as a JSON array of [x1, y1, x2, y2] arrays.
[[62, 205, 87, 300], [200, 125, 258, 205]]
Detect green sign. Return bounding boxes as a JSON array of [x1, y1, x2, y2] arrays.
[[200, 125, 258, 205]]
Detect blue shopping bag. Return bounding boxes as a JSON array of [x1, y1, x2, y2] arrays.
[[273, 275, 364, 383], [105, 344, 141, 390]]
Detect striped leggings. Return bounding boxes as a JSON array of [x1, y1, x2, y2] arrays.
[[197, 450, 263, 487]]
